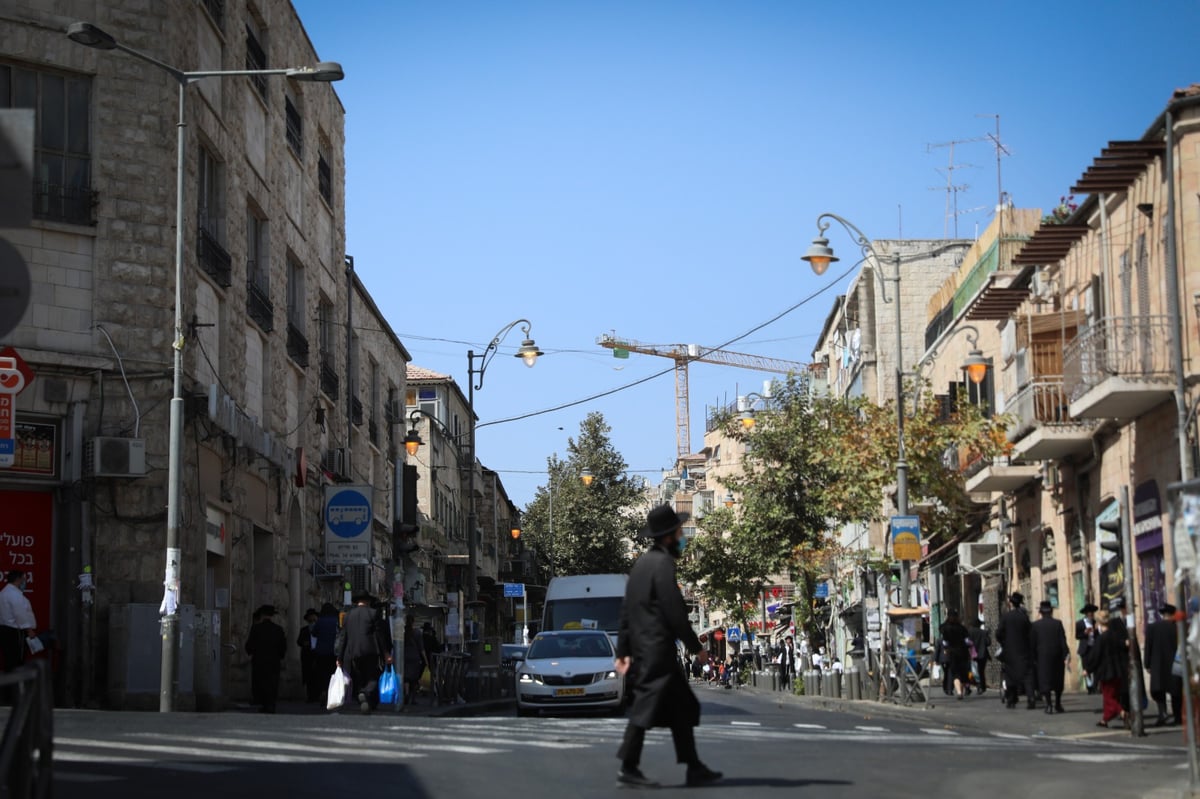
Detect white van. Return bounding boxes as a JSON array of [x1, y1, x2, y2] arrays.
[[541, 574, 628, 641]]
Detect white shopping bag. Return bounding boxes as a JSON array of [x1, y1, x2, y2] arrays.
[[326, 667, 349, 710]]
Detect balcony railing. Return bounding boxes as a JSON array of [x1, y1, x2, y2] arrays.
[[320, 356, 339, 400], [287, 322, 309, 367], [246, 279, 274, 332], [197, 225, 232, 287], [33, 182, 96, 226], [1063, 315, 1174, 403], [1007, 377, 1074, 440]]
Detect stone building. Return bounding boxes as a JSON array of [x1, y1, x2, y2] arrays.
[[0, 1, 411, 709]]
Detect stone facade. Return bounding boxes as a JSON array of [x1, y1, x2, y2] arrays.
[[0, 1, 412, 709]]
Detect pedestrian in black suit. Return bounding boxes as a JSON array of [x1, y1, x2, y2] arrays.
[[1145, 603, 1184, 726], [1075, 603, 1099, 694], [335, 593, 393, 713], [996, 592, 1035, 709], [245, 604, 287, 713], [1030, 600, 1070, 713], [615, 505, 721, 789]]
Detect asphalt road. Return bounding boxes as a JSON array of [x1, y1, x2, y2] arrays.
[[51, 684, 1186, 799]]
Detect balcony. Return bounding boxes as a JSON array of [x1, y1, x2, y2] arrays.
[[197, 225, 232, 287], [1064, 315, 1175, 419], [319, 356, 339, 400], [964, 454, 1040, 494], [246, 279, 274, 332], [1007, 377, 1098, 460], [286, 322, 309, 368], [33, 182, 96, 226]]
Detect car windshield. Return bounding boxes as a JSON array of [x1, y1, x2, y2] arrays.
[[527, 634, 613, 660], [544, 597, 624, 633]]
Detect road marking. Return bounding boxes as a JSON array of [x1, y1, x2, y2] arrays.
[[921, 728, 959, 736], [855, 725, 888, 732], [730, 721, 761, 727], [793, 723, 826, 729]]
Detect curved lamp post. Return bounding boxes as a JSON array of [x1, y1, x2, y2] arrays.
[[68, 20, 343, 712], [802, 213, 979, 610], [737, 391, 774, 431], [466, 321, 542, 606]]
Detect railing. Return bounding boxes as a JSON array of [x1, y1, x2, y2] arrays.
[[33, 182, 95, 226], [245, 279, 274, 332], [1063, 315, 1174, 402], [0, 660, 53, 799], [319, 357, 339, 400], [286, 323, 309, 368], [197, 225, 232, 287], [1006, 377, 1080, 440]]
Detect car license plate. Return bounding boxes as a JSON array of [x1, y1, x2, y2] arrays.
[[555, 687, 585, 697]]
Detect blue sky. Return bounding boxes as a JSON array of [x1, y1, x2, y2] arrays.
[[292, 0, 1200, 508]]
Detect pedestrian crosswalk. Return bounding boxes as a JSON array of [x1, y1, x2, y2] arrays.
[[54, 710, 1155, 779]]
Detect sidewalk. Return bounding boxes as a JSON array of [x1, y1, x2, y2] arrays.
[[740, 678, 1192, 749]]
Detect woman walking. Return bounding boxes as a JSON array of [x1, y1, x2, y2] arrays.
[[939, 609, 973, 700], [1086, 610, 1130, 727]]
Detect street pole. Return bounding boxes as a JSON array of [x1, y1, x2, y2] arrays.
[[890, 250, 910, 610], [1118, 484, 1146, 738], [66, 21, 343, 712]]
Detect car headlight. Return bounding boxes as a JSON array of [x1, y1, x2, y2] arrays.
[[518, 673, 534, 683], [603, 670, 618, 680]]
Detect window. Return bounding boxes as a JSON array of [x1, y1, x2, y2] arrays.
[[318, 151, 332, 205], [245, 206, 272, 331], [368, 358, 380, 444], [196, 146, 231, 286], [285, 95, 302, 157], [244, 21, 268, 100], [198, 146, 223, 239], [246, 206, 268, 291], [201, 0, 226, 30], [285, 256, 307, 367], [318, 297, 338, 398], [0, 62, 94, 225]]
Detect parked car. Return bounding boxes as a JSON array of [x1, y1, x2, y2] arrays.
[[516, 630, 623, 717]]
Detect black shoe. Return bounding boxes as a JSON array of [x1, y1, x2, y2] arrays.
[[1044, 705, 1054, 714], [617, 768, 660, 789], [686, 764, 723, 787], [1055, 704, 1065, 714], [1027, 702, 1037, 710], [1155, 716, 1168, 728]]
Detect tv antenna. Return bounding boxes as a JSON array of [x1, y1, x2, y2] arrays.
[[927, 137, 986, 237]]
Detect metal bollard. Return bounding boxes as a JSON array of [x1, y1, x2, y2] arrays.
[[847, 669, 861, 700], [832, 672, 842, 698]]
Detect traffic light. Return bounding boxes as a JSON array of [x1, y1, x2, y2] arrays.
[[1098, 518, 1121, 555]]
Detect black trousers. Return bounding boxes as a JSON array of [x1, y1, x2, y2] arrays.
[[349, 655, 382, 708], [618, 723, 698, 768], [1004, 663, 1035, 705], [0, 626, 23, 705], [1152, 677, 1184, 722]]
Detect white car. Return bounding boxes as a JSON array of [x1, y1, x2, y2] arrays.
[[516, 630, 624, 717]]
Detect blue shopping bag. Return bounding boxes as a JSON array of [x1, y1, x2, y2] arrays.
[[379, 664, 399, 705]]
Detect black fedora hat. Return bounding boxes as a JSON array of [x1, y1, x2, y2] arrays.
[[1080, 603, 1098, 614], [1161, 603, 1178, 616], [1038, 600, 1054, 614], [643, 504, 689, 538], [1009, 592, 1024, 606]]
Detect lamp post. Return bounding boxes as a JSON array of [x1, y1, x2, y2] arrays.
[[802, 213, 978, 611], [465, 321, 542, 609], [67, 21, 343, 712]]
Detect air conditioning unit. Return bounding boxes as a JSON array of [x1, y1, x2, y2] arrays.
[[87, 437, 146, 478], [681, 479, 696, 492], [957, 542, 1003, 574]]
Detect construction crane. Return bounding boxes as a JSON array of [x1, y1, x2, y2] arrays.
[[597, 332, 809, 457]]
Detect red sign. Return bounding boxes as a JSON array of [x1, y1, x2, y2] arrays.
[[713, 629, 725, 641], [0, 491, 54, 631], [0, 348, 33, 470]]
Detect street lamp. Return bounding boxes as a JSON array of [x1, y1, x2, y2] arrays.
[[466, 321, 542, 607], [67, 20, 343, 712], [737, 391, 772, 431], [802, 213, 979, 609]]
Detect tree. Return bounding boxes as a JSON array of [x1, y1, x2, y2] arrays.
[[520, 412, 645, 578], [688, 373, 1012, 646]]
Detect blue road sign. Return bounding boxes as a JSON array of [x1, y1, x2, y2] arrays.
[[503, 583, 525, 598]]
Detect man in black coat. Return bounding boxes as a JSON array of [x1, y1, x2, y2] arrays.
[[1075, 603, 1099, 694], [996, 592, 1036, 709], [615, 505, 721, 789], [967, 616, 991, 694], [1145, 603, 1184, 726], [1030, 600, 1070, 713], [245, 604, 287, 713], [335, 593, 393, 713]]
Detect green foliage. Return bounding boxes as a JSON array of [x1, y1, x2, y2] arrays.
[[683, 373, 1014, 647], [519, 412, 644, 578]]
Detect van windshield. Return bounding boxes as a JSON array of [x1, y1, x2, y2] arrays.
[[544, 597, 624, 633]]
